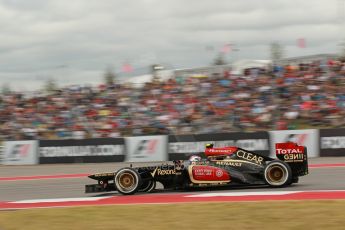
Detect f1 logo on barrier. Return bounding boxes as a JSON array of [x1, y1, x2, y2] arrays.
[[9, 144, 30, 161], [269, 129, 319, 158], [125, 135, 168, 162], [3, 140, 38, 165], [284, 134, 308, 146], [133, 139, 159, 158]]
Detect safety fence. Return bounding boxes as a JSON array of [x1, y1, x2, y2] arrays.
[[1, 128, 345, 165]]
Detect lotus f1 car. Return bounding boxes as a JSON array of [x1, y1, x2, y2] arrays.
[[85, 142, 308, 195]]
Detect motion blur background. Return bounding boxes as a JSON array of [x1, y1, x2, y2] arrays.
[[0, 3, 345, 229], [0, 0, 345, 141]]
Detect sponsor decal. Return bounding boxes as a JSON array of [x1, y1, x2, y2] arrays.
[[208, 149, 233, 153], [216, 170, 223, 177], [191, 183, 209, 187], [276, 148, 303, 154], [275, 143, 305, 162], [188, 166, 231, 183], [205, 147, 238, 156], [94, 173, 115, 177], [169, 139, 269, 153], [321, 137, 345, 149], [283, 154, 304, 162], [150, 167, 176, 177], [40, 145, 124, 157], [173, 160, 184, 170], [236, 150, 264, 165], [215, 161, 242, 167], [194, 168, 213, 176]]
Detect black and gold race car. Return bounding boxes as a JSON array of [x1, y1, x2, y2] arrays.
[[85, 142, 308, 195]]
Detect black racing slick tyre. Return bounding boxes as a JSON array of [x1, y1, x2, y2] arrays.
[[264, 160, 292, 187], [139, 180, 156, 193], [287, 177, 299, 186], [114, 168, 142, 195], [292, 177, 299, 184]]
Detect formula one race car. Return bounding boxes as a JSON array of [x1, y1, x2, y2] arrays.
[[85, 142, 308, 195]]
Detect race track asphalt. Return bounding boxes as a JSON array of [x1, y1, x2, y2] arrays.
[[1, 157, 345, 201]]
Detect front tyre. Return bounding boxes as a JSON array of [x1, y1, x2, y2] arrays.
[[264, 160, 292, 187], [114, 168, 142, 195]]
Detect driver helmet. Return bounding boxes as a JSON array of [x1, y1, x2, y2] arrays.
[[189, 155, 202, 162], [205, 143, 214, 148]]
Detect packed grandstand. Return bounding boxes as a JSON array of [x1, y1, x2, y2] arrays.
[[0, 58, 344, 141]]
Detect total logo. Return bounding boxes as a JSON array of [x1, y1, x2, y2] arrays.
[[216, 169, 223, 178], [276, 148, 303, 154]]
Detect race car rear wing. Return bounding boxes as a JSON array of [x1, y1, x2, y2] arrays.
[[275, 142, 308, 177]]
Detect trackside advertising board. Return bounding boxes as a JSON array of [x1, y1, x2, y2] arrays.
[[168, 132, 269, 160], [269, 129, 319, 158], [320, 128, 345, 156], [125, 135, 168, 162], [2, 140, 38, 165], [39, 138, 125, 163]]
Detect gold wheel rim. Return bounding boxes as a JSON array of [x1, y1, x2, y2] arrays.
[[118, 173, 136, 191], [267, 166, 285, 183]]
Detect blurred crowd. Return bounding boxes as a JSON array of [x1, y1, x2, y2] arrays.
[[0, 60, 344, 141]]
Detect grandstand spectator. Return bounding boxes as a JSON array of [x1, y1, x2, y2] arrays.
[[0, 60, 344, 140]]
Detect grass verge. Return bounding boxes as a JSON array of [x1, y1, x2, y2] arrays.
[[0, 200, 344, 230]]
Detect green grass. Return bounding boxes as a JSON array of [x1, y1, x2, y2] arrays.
[[0, 201, 344, 230]]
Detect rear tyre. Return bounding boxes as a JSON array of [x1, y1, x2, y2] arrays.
[[114, 168, 142, 195], [264, 160, 292, 187], [292, 177, 299, 184], [139, 180, 156, 193], [287, 177, 299, 185]]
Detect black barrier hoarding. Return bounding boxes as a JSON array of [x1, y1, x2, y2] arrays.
[[320, 128, 345, 157], [168, 132, 269, 160], [39, 138, 125, 163]]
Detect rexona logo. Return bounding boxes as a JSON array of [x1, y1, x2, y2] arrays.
[[150, 167, 176, 177], [9, 144, 30, 161], [133, 139, 158, 158]]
